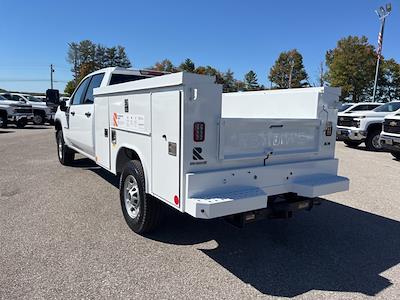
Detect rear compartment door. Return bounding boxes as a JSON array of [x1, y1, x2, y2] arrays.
[[151, 91, 181, 206]]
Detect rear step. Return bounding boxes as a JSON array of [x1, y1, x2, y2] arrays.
[[225, 195, 322, 228]]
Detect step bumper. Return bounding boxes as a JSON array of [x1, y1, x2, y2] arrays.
[[184, 159, 349, 219]]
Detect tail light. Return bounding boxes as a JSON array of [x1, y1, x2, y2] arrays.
[[193, 122, 205, 142], [325, 121, 333, 136]]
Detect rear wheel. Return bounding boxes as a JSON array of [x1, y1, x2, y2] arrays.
[[120, 160, 161, 234], [16, 118, 27, 128], [365, 129, 382, 151], [344, 140, 362, 148], [391, 151, 400, 160], [56, 130, 74, 165]]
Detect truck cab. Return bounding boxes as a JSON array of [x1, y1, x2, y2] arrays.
[[337, 101, 400, 151], [1, 93, 55, 125], [380, 111, 400, 160], [55, 67, 165, 158], [0, 95, 33, 128]]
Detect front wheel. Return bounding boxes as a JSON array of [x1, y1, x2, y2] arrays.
[[16, 118, 27, 128], [365, 129, 382, 151], [0, 114, 7, 128], [344, 140, 362, 148], [120, 160, 161, 234], [56, 130, 75, 165], [391, 151, 400, 160]]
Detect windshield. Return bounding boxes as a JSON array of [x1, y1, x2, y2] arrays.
[[373, 102, 400, 112], [24, 95, 43, 102], [338, 104, 352, 112]]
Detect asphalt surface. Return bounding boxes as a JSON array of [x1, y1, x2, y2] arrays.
[[1, 126, 400, 299]]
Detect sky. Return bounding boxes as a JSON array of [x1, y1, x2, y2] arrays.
[[0, 0, 399, 93]]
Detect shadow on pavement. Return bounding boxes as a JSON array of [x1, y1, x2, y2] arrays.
[[74, 157, 400, 297], [0, 130, 15, 134], [148, 201, 400, 297]]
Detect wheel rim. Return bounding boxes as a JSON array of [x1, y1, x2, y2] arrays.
[[57, 135, 63, 159], [33, 115, 42, 124], [372, 134, 382, 150], [124, 175, 140, 219]]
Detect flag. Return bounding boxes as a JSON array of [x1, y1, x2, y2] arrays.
[[377, 30, 383, 59]]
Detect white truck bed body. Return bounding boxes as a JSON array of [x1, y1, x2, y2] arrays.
[[94, 74, 348, 219]]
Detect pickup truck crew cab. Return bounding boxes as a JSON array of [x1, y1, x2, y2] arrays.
[[0, 95, 33, 128], [380, 111, 400, 160], [55, 67, 349, 234], [1, 93, 56, 125], [337, 101, 400, 150]]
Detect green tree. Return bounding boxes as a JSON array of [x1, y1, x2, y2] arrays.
[[244, 70, 260, 91], [376, 59, 400, 102], [268, 49, 308, 89], [179, 58, 195, 72], [325, 36, 376, 102], [64, 80, 76, 95], [115, 46, 132, 68], [222, 69, 237, 92]]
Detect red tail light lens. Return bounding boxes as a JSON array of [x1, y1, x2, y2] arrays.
[[193, 122, 205, 142]]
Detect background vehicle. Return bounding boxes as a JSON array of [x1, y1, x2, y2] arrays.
[[338, 102, 382, 114], [0, 95, 33, 128], [0, 93, 55, 125], [380, 111, 400, 160], [54, 68, 348, 234], [337, 101, 400, 151]]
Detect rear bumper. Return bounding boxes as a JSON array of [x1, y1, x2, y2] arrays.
[[336, 127, 365, 141], [185, 159, 349, 219], [380, 134, 400, 152]]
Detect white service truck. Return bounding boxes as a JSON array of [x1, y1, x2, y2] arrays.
[[54, 67, 349, 234], [336, 101, 400, 150], [380, 112, 400, 160]]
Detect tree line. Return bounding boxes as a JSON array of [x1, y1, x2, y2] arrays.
[[65, 37, 400, 102]]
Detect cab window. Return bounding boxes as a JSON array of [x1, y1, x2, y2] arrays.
[[70, 77, 91, 105], [83, 73, 105, 104]]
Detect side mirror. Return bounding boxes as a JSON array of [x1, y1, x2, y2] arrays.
[[59, 100, 67, 112]]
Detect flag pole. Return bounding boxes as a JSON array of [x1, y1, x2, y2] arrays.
[[372, 18, 385, 102]]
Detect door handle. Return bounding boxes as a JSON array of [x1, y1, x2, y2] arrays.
[[85, 112, 91, 117], [70, 111, 75, 116]]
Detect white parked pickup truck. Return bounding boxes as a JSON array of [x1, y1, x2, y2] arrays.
[[0, 95, 33, 128], [336, 101, 400, 151], [380, 112, 400, 160], [54, 67, 349, 234], [0, 93, 56, 125]]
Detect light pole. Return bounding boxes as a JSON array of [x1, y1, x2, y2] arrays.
[[372, 3, 392, 102], [288, 56, 294, 88], [50, 64, 54, 89]]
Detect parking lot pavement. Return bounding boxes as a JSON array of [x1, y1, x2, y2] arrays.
[[1, 127, 400, 300]]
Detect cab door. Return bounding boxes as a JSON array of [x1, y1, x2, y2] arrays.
[[67, 73, 104, 157]]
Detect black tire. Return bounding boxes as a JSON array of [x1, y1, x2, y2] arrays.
[[56, 130, 75, 165], [16, 118, 27, 128], [0, 114, 7, 128], [32, 113, 44, 125], [344, 140, 362, 148], [120, 160, 161, 234], [365, 128, 382, 151], [391, 151, 400, 160]]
